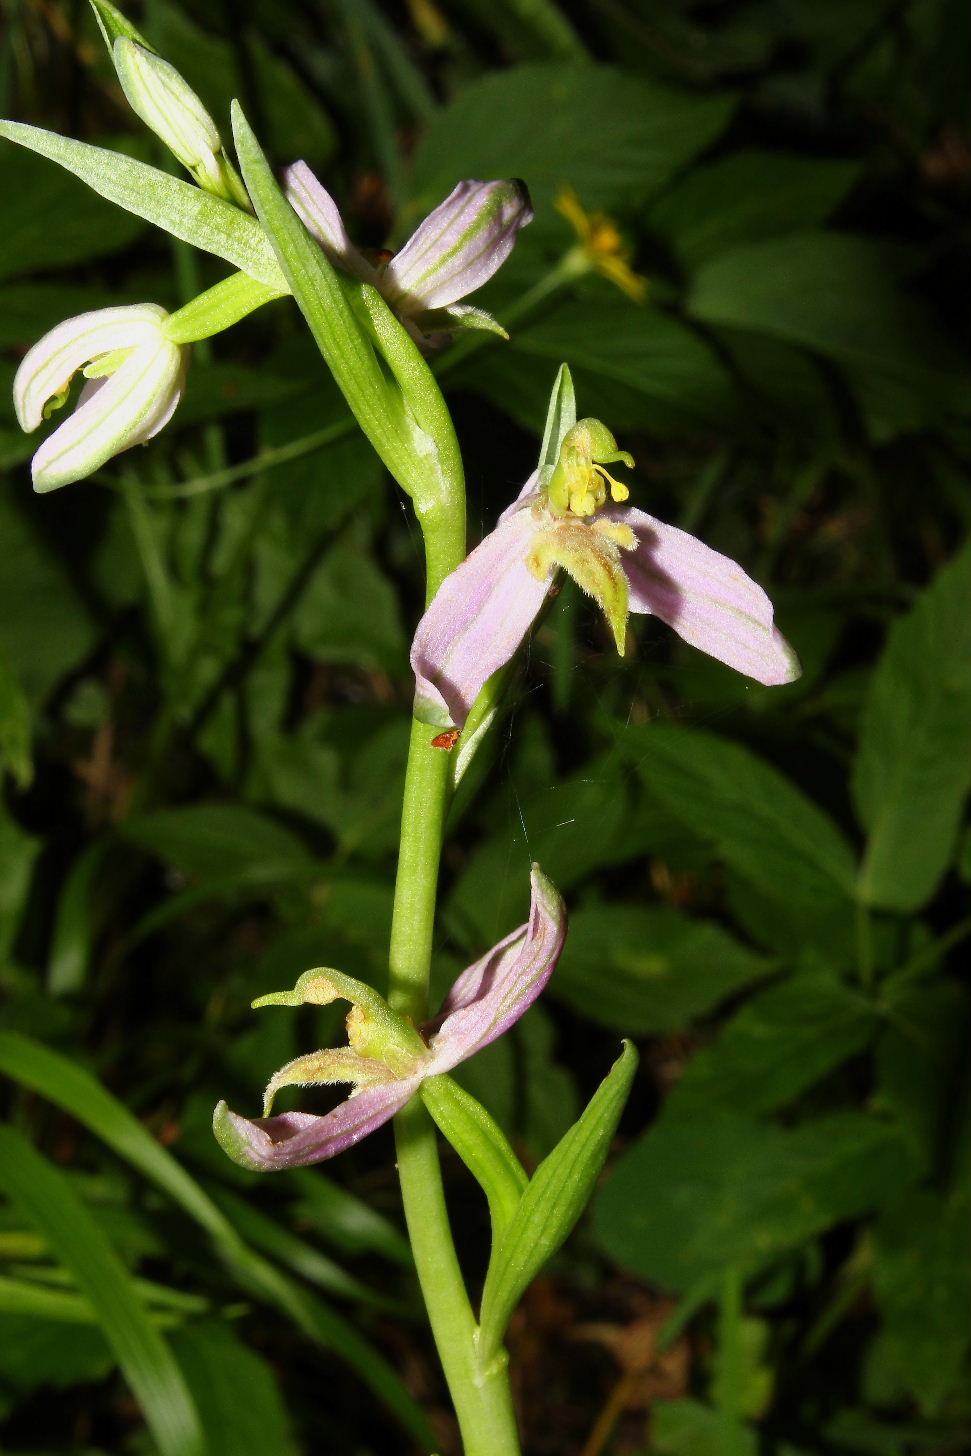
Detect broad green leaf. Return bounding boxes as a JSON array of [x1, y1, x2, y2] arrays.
[[552, 903, 774, 1034], [0, 493, 97, 703], [120, 804, 314, 880], [0, 1308, 112, 1389], [510, 300, 738, 431], [716, 328, 840, 443], [873, 980, 969, 1178], [853, 543, 971, 911], [446, 752, 632, 949], [666, 974, 875, 1118], [169, 1322, 298, 1456], [593, 1111, 904, 1292], [652, 1398, 759, 1456], [650, 151, 859, 269], [410, 65, 734, 213], [537, 363, 577, 485], [872, 1187, 971, 1416], [290, 530, 406, 669], [687, 233, 967, 413], [477, 1041, 636, 1365], [422, 1075, 528, 1238], [0, 122, 286, 289], [618, 724, 858, 906], [0, 1128, 206, 1456], [0, 143, 145, 281]]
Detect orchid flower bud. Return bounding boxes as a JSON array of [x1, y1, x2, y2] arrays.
[[113, 37, 248, 207], [14, 304, 188, 492]]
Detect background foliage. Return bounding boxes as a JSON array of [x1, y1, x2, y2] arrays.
[[0, 1, 968, 1453]]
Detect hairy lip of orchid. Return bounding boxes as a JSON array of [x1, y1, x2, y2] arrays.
[[13, 303, 189, 493], [283, 166, 533, 346], [411, 416, 801, 730], [213, 865, 566, 1171]]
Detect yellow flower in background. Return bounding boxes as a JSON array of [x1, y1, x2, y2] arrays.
[[555, 185, 648, 303]]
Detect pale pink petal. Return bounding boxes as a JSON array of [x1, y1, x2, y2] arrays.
[[212, 1075, 421, 1172], [383, 179, 532, 312], [610, 506, 801, 685], [411, 505, 550, 728], [283, 161, 377, 285], [425, 865, 566, 1070]]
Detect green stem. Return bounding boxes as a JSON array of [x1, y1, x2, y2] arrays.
[[387, 489, 521, 1452]]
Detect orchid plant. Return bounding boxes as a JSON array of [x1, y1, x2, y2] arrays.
[[1, 4, 800, 1452]]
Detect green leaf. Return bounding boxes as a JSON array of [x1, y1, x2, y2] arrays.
[[168, 1322, 298, 1456], [536, 363, 576, 485], [290, 530, 406, 670], [421, 1075, 528, 1238], [510, 300, 738, 431], [666, 974, 875, 1118], [0, 1127, 206, 1456], [410, 65, 734, 213], [552, 902, 774, 1034], [0, 643, 32, 789], [650, 151, 859, 270], [477, 1041, 637, 1365], [873, 980, 969, 1178], [0, 143, 146, 281], [0, 121, 286, 289], [121, 804, 314, 880], [652, 1398, 759, 1456], [618, 723, 858, 906], [872, 1187, 971, 1416], [0, 1308, 113, 1390], [593, 1111, 904, 1292], [853, 543, 971, 911], [0, 493, 97, 704], [46, 838, 120, 995], [0, 1032, 433, 1446], [687, 233, 967, 416]]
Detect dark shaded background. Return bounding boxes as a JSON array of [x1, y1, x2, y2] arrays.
[[0, 1, 968, 1452]]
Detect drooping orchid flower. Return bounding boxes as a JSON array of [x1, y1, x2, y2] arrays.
[[213, 865, 565, 1171], [14, 303, 189, 493], [412, 417, 801, 729], [285, 164, 533, 346]]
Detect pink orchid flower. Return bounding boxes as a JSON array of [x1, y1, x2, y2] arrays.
[[213, 865, 565, 1171], [285, 164, 533, 346], [412, 417, 800, 729]]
